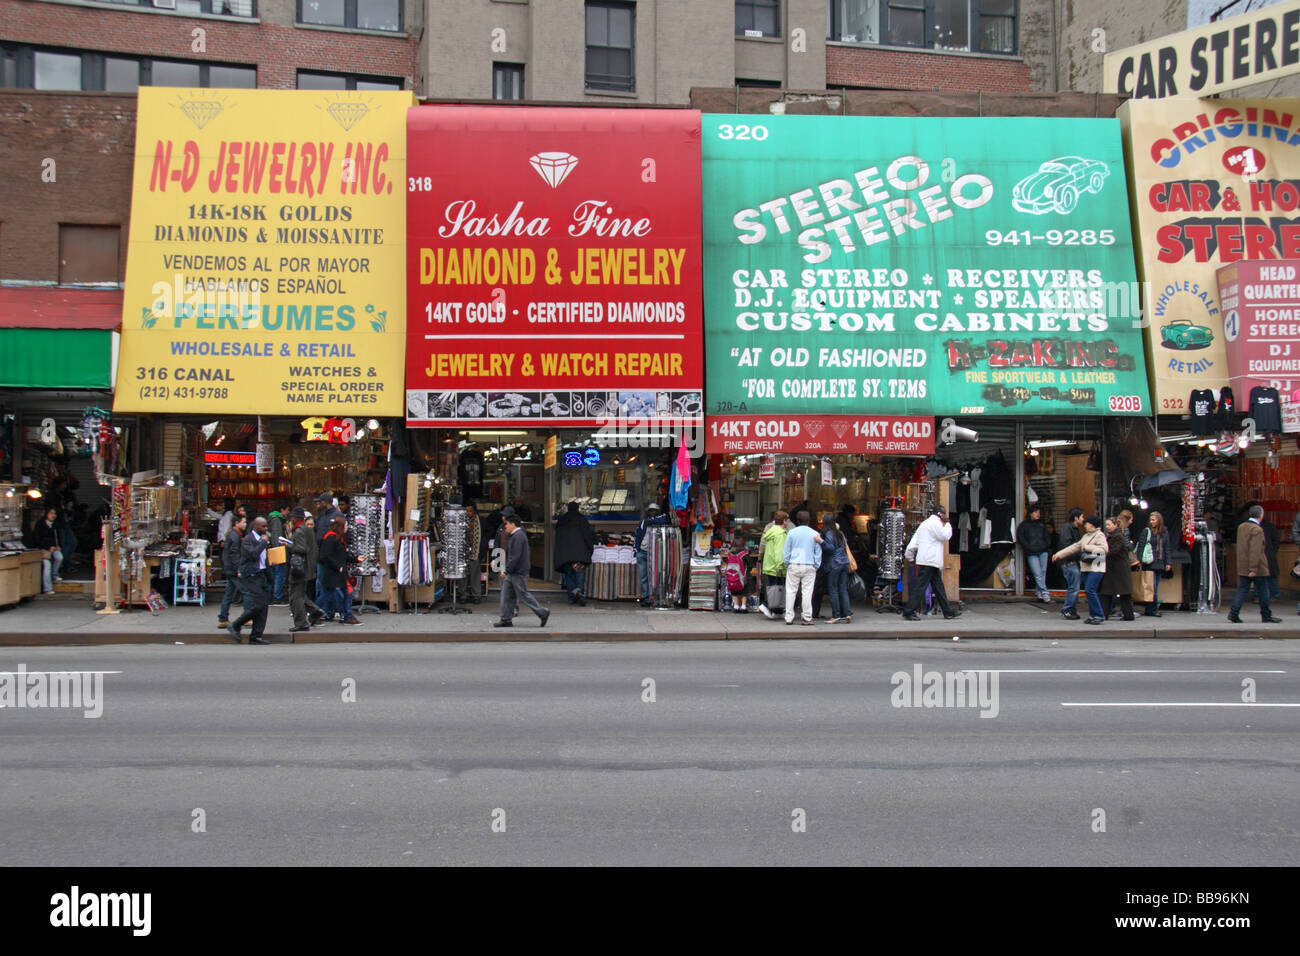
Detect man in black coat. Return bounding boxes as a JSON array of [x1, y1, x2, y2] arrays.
[[287, 508, 325, 632], [493, 507, 548, 627], [313, 492, 341, 608], [554, 501, 596, 605], [216, 513, 247, 628], [229, 516, 273, 644]]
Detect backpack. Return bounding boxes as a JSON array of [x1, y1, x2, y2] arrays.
[[724, 552, 746, 593]]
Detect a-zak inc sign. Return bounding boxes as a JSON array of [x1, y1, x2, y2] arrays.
[[1104, 0, 1300, 99], [705, 415, 935, 455]]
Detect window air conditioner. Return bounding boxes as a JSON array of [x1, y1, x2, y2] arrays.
[[153, 0, 177, 9]]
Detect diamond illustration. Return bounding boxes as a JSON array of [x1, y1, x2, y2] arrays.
[[529, 152, 579, 188], [178, 99, 224, 129], [326, 102, 371, 131], [831, 421, 849, 438], [804, 420, 825, 438]]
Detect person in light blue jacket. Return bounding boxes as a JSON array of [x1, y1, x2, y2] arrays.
[[782, 510, 822, 626]]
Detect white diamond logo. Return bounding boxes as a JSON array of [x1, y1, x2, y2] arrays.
[[804, 420, 825, 438], [529, 151, 579, 188]]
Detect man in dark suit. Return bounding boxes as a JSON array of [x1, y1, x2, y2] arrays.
[[216, 513, 247, 628], [229, 516, 273, 644]]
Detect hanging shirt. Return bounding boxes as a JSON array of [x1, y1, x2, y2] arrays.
[[1217, 386, 1236, 429], [1189, 389, 1216, 435], [1249, 385, 1282, 433], [980, 499, 1016, 547]]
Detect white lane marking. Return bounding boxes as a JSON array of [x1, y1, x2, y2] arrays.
[[1061, 702, 1300, 707], [992, 669, 1287, 674], [0, 670, 123, 675]]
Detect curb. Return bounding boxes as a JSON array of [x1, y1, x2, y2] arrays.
[[0, 627, 1296, 645]]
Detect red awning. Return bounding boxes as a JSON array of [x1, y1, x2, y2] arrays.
[[0, 286, 122, 331]]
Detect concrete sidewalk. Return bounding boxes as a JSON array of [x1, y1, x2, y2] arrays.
[[1, 591, 1297, 643]]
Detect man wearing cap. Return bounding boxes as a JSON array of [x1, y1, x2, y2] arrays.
[[493, 507, 549, 627], [634, 502, 672, 606], [554, 500, 597, 605], [313, 493, 341, 615], [901, 506, 960, 621]]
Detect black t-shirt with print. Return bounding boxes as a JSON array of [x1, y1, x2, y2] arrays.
[[1189, 389, 1216, 434], [1249, 385, 1282, 433]]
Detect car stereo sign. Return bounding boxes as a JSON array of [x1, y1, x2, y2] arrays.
[[1120, 97, 1300, 413], [405, 106, 703, 428], [701, 115, 1150, 418]]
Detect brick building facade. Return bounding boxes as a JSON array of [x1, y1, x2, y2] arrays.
[[825, 43, 1030, 92]]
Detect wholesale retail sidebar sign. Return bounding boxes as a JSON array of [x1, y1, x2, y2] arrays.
[[1121, 97, 1300, 413], [114, 88, 413, 416], [701, 114, 1150, 419], [404, 106, 703, 428]]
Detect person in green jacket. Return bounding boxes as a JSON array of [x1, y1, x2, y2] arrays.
[[758, 509, 790, 619], [266, 507, 287, 604]]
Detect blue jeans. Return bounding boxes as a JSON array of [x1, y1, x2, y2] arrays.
[[827, 565, 851, 619], [218, 576, 243, 621], [1081, 571, 1105, 620], [636, 551, 649, 601], [1229, 576, 1272, 620], [1062, 562, 1081, 614], [560, 562, 587, 600], [1027, 552, 1049, 597], [319, 585, 346, 619], [271, 563, 287, 602]]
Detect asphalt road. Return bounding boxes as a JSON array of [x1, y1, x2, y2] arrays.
[[1, 639, 1296, 866]]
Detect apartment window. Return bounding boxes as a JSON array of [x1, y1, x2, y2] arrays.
[[96, 0, 256, 16], [977, 0, 1015, 54], [34, 51, 82, 91], [59, 225, 121, 286], [298, 0, 402, 32], [585, 1, 634, 92], [736, 0, 780, 37], [1, 46, 254, 89], [493, 62, 524, 100], [827, 0, 879, 44], [297, 70, 402, 90], [832, 0, 1015, 54]]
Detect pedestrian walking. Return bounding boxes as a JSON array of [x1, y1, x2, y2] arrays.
[[820, 513, 853, 624], [287, 508, 325, 633], [1052, 514, 1108, 624], [901, 506, 959, 621], [266, 505, 288, 605], [494, 507, 549, 627], [1227, 504, 1283, 623], [318, 515, 350, 624], [757, 509, 789, 619], [554, 500, 596, 605], [228, 516, 273, 644], [1134, 510, 1172, 617], [1056, 508, 1086, 620], [1018, 504, 1053, 602], [782, 510, 822, 626], [1099, 516, 1136, 622], [215, 512, 247, 628]]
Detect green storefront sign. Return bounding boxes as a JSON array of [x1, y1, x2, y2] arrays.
[[702, 115, 1150, 417]]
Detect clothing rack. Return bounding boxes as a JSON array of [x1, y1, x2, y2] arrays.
[[396, 532, 434, 614]]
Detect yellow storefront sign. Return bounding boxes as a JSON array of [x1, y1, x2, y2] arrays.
[[1121, 97, 1300, 413], [114, 88, 413, 415]]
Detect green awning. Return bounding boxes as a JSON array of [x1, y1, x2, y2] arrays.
[[0, 329, 114, 389]]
